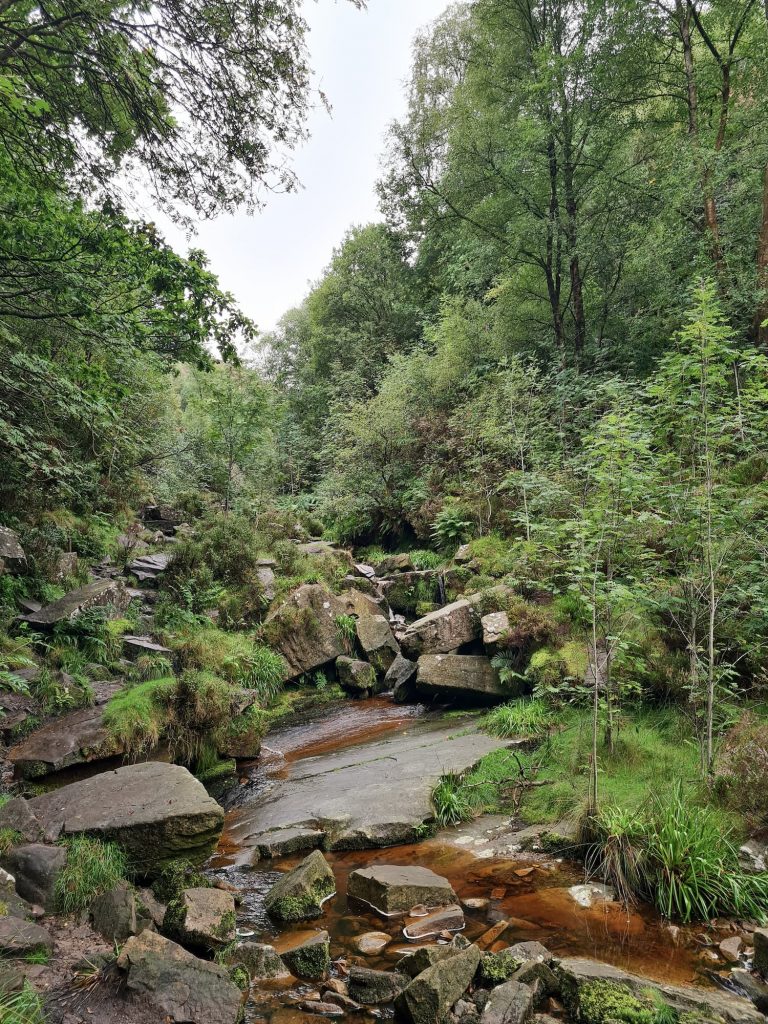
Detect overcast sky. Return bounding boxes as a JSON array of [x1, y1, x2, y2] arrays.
[[152, 0, 450, 335]]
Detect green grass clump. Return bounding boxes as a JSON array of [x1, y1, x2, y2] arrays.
[[54, 836, 129, 916], [0, 981, 47, 1024], [588, 781, 768, 923], [239, 644, 286, 702], [432, 748, 530, 826], [103, 676, 172, 754], [484, 698, 553, 738], [409, 550, 445, 570], [0, 828, 22, 855]]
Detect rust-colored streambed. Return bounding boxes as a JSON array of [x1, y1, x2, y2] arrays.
[[208, 696, 711, 1023]]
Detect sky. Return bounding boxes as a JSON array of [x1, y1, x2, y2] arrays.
[[153, 0, 451, 335]]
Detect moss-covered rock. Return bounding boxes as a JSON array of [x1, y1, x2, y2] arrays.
[[264, 849, 336, 922], [281, 930, 331, 981]]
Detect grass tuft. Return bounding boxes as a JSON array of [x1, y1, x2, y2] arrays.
[[54, 836, 129, 916]]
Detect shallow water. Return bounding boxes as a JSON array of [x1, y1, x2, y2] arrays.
[[208, 695, 713, 1023]]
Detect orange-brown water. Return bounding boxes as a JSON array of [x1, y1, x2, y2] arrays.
[[207, 695, 714, 1024]]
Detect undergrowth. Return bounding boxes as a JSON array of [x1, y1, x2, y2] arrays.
[[0, 981, 47, 1024], [54, 836, 129, 916]]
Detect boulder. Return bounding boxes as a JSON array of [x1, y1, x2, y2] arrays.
[[401, 600, 479, 658], [347, 865, 456, 916], [0, 693, 36, 745], [481, 612, 509, 653], [383, 571, 442, 615], [91, 881, 147, 942], [52, 550, 78, 581], [249, 826, 325, 861], [264, 584, 348, 679], [26, 762, 224, 875], [8, 705, 123, 779], [387, 654, 419, 703], [730, 969, 768, 1014], [454, 545, 473, 565], [257, 561, 277, 603], [234, 942, 290, 980], [0, 917, 53, 957], [0, 527, 25, 574], [397, 942, 465, 978], [264, 849, 336, 922], [480, 980, 537, 1024], [417, 655, 511, 704], [0, 797, 43, 843], [349, 965, 410, 1004], [280, 930, 331, 980], [356, 614, 400, 674], [755, 929, 768, 978], [117, 929, 243, 1024], [127, 552, 170, 585], [396, 944, 482, 1024], [21, 578, 130, 629], [378, 553, 415, 575], [168, 887, 236, 950], [336, 656, 378, 695], [354, 563, 377, 579], [557, 956, 764, 1024], [3, 843, 67, 911], [403, 904, 465, 940], [339, 588, 389, 618]]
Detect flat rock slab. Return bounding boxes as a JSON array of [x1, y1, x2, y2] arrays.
[[27, 762, 224, 875], [227, 717, 508, 855], [348, 865, 456, 916], [417, 654, 510, 704], [0, 917, 53, 956], [8, 705, 123, 778], [21, 578, 129, 628]]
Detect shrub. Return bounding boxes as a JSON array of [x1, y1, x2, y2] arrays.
[[55, 836, 129, 915], [485, 698, 553, 739], [716, 714, 768, 824], [431, 504, 474, 550]]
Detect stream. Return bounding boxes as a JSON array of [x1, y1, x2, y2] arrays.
[[206, 695, 710, 1024]]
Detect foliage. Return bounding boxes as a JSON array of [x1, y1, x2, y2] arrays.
[[54, 836, 129, 916], [0, 982, 47, 1024], [577, 981, 669, 1024], [484, 699, 554, 739], [432, 748, 532, 826], [716, 714, 768, 823]]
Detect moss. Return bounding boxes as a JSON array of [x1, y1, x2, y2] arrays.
[[577, 982, 657, 1024], [285, 938, 330, 980], [0, 900, 8, 916], [479, 951, 522, 984], [271, 877, 334, 922], [229, 963, 250, 991], [195, 757, 237, 784], [152, 859, 211, 903], [215, 908, 237, 938]]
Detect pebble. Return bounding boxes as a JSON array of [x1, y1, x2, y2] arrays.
[[354, 932, 391, 956], [300, 1001, 345, 1016], [408, 904, 429, 917], [462, 897, 490, 911], [719, 935, 743, 963]]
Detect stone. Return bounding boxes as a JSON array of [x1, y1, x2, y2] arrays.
[[355, 931, 392, 955], [91, 881, 143, 942], [354, 563, 377, 579], [356, 614, 400, 674], [336, 656, 378, 695], [454, 545, 473, 564], [401, 600, 479, 657], [257, 564, 277, 603], [265, 850, 336, 922], [2, 843, 67, 910], [739, 839, 768, 874], [281, 931, 331, 981], [720, 935, 743, 963], [52, 550, 78, 580], [122, 635, 173, 660], [265, 584, 348, 680], [417, 655, 511, 704], [0, 693, 36, 745], [480, 980, 537, 1024], [403, 904, 465, 940], [397, 943, 464, 979], [378, 553, 416, 574], [463, 897, 490, 912], [234, 942, 291, 980], [0, 527, 26, 574], [324, 992, 363, 1011], [386, 654, 419, 703], [0, 917, 53, 957], [21, 578, 130, 629], [136, 887, 167, 929], [26, 761, 224, 875], [7, 705, 123, 779], [511, 961, 559, 999], [396, 944, 482, 1024], [168, 887, 236, 950], [0, 798, 43, 843], [251, 827, 325, 860], [567, 883, 615, 908], [348, 865, 456, 916], [117, 929, 243, 1024], [349, 965, 410, 1004], [753, 928, 768, 978], [339, 588, 389, 619], [730, 969, 768, 1014], [481, 612, 509, 653], [384, 571, 442, 615], [506, 942, 553, 964], [557, 956, 764, 1024], [300, 1001, 345, 1016], [127, 552, 171, 585]]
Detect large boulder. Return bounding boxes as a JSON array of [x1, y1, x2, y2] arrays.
[[26, 762, 224, 876], [280, 930, 331, 980], [396, 944, 482, 1024], [356, 614, 400, 674], [401, 599, 478, 658], [0, 917, 53, 957], [117, 929, 244, 1024], [337, 655, 378, 695], [167, 887, 236, 951], [386, 654, 418, 703], [557, 957, 764, 1024], [264, 584, 347, 680], [21, 578, 130, 629], [347, 865, 456, 916], [265, 849, 336, 922], [8, 704, 123, 779], [417, 654, 513, 704], [2, 843, 67, 911], [0, 527, 26, 574]]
